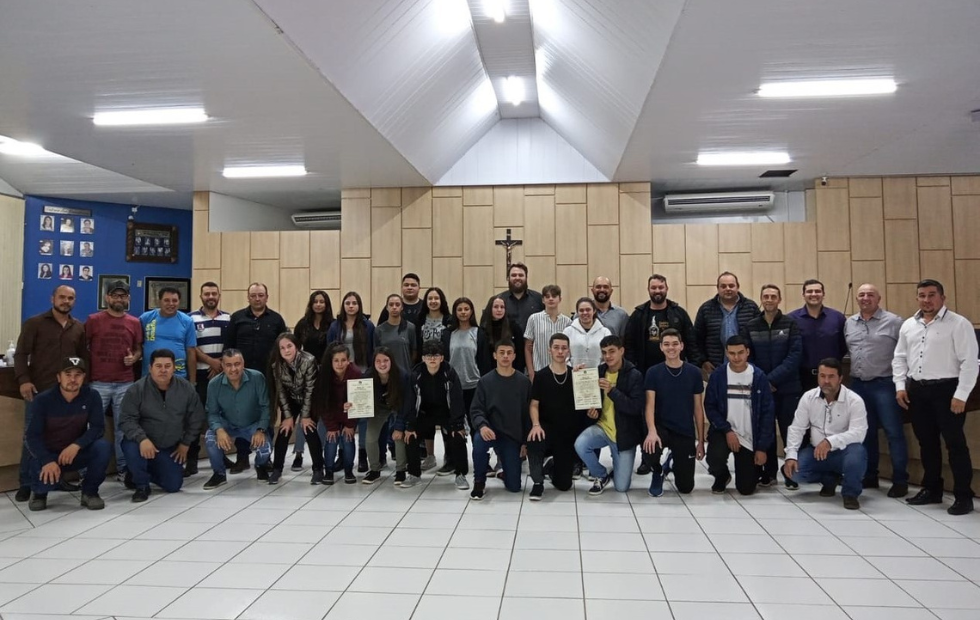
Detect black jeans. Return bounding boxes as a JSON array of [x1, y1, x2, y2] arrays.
[[648, 426, 697, 494], [527, 430, 575, 491], [407, 416, 468, 477], [706, 428, 758, 495], [908, 379, 974, 500], [762, 391, 801, 479], [273, 418, 324, 472]]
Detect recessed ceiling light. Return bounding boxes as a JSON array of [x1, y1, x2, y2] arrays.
[[93, 107, 209, 126], [435, 0, 471, 34], [0, 135, 51, 157], [758, 78, 897, 98], [696, 152, 791, 166], [503, 76, 525, 106], [222, 165, 308, 179], [483, 0, 506, 22]]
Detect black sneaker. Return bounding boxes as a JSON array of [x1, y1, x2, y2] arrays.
[[906, 488, 943, 505], [268, 469, 282, 485], [394, 471, 407, 486], [291, 454, 304, 472], [123, 471, 136, 490], [759, 473, 774, 487], [843, 496, 861, 510], [572, 463, 583, 480], [203, 473, 227, 490], [820, 482, 837, 497], [542, 456, 555, 480], [529, 483, 544, 501], [80, 493, 105, 510], [437, 462, 455, 476], [783, 472, 799, 490], [223, 455, 236, 469], [132, 487, 150, 503], [323, 472, 335, 486], [256, 465, 270, 481], [887, 484, 909, 498], [183, 460, 198, 478], [311, 469, 324, 485], [711, 474, 731, 494], [344, 471, 357, 485], [15, 486, 31, 502], [588, 473, 613, 496], [636, 461, 652, 475], [862, 477, 880, 489], [28, 493, 47, 511], [470, 480, 485, 500], [362, 471, 381, 485], [357, 449, 369, 473], [229, 456, 251, 474], [948, 498, 975, 516]]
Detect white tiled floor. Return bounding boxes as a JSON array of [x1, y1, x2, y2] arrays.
[[2, 455, 980, 620]]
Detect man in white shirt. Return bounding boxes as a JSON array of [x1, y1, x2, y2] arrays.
[[893, 279, 979, 516], [783, 358, 868, 510]]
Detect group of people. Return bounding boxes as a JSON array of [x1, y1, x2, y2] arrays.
[[13, 262, 978, 515]]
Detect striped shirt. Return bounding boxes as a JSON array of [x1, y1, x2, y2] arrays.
[[190, 308, 231, 371], [524, 310, 573, 373]]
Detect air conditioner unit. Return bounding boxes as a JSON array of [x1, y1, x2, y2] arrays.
[[291, 211, 341, 230], [663, 191, 775, 213]]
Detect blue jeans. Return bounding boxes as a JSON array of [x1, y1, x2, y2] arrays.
[[319, 420, 355, 474], [851, 377, 909, 485], [791, 442, 868, 498], [574, 424, 636, 492], [91, 381, 133, 473], [121, 439, 184, 492], [472, 432, 522, 492], [205, 424, 271, 476], [29, 439, 111, 496]]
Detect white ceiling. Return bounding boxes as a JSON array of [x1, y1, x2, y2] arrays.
[[0, 0, 977, 210]]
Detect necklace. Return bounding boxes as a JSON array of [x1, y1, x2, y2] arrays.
[[666, 363, 684, 378], [553, 369, 569, 385]]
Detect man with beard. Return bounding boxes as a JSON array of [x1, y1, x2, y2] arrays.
[[694, 272, 760, 381], [224, 282, 288, 371], [140, 287, 197, 380], [481, 263, 543, 373], [85, 280, 143, 485], [788, 279, 847, 393], [13, 285, 88, 502], [378, 273, 424, 327], [591, 276, 629, 338], [188, 282, 231, 476]]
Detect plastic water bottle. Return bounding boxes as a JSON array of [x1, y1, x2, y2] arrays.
[[5, 341, 14, 364]]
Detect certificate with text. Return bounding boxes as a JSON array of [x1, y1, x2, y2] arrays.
[[346, 378, 375, 419], [572, 368, 602, 410]]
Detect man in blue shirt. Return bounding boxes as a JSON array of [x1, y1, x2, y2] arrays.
[[788, 279, 847, 392], [140, 287, 197, 381]]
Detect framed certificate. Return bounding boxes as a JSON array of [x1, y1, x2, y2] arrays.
[[346, 378, 376, 419], [572, 368, 602, 410]]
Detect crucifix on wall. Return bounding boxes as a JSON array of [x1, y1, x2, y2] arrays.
[[496, 228, 523, 273]]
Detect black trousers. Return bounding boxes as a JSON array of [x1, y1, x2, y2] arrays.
[[762, 392, 801, 479], [273, 418, 324, 472], [407, 415, 468, 477], [648, 426, 696, 494], [527, 430, 576, 491], [908, 379, 974, 500], [706, 428, 757, 495]]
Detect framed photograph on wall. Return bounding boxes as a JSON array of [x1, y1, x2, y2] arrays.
[[98, 274, 130, 310], [127, 221, 178, 263], [144, 277, 191, 313]]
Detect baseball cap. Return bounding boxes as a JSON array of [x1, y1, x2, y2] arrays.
[[61, 357, 87, 372], [107, 280, 130, 294]]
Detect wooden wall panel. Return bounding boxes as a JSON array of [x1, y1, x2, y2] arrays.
[[917, 185, 953, 250], [432, 186, 462, 197], [250, 259, 280, 307], [401, 187, 432, 228], [920, 250, 956, 311], [653, 224, 686, 264], [884, 220, 920, 284], [886, 284, 919, 319], [220, 232, 251, 290], [192, 269, 221, 304], [340, 258, 372, 310], [371, 207, 402, 267], [463, 186, 494, 206], [372, 267, 403, 318], [463, 266, 495, 308], [751, 262, 786, 306], [524, 257, 556, 297], [952, 195, 980, 259], [883, 177, 917, 219], [463, 207, 494, 265], [816, 188, 850, 251], [652, 263, 687, 309], [279, 268, 310, 327], [684, 224, 719, 286], [345, 188, 371, 199], [524, 195, 556, 256], [341, 197, 372, 258], [850, 261, 887, 309], [250, 232, 280, 260], [751, 223, 784, 263], [588, 225, 621, 286], [849, 197, 885, 261], [555, 203, 588, 265], [555, 184, 586, 204], [951, 176, 980, 196], [783, 223, 818, 285], [310, 230, 341, 290], [493, 187, 524, 227], [687, 286, 716, 310], [718, 254, 752, 291], [587, 184, 619, 225], [619, 254, 651, 310], [849, 177, 882, 198], [917, 176, 949, 187], [402, 228, 433, 288], [193, 191, 209, 210], [817, 252, 851, 310], [619, 192, 652, 255], [432, 196, 463, 257], [718, 224, 751, 254], [556, 265, 591, 314], [371, 188, 401, 208], [525, 185, 555, 196], [954, 261, 980, 323], [433, 257, 463, 303], [192, 210, 221, 270], [280, 231, 310, 268]]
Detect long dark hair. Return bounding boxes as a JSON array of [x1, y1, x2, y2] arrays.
[[267, 332, 304, 416], [450, 297, 476, 330], [297, 290, 334, 335], [367, 346, 403, 411], [423, 287, 450, 319], [339, 291, 368, 365], [480, 295, 513, 343]]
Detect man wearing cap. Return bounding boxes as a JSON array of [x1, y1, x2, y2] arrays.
[[119, 349, 205, 501], [86, 280, 142, 485], [13, 285, 88, 502], [23, 357, 110, 511]]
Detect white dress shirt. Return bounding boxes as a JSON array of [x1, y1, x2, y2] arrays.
[[784, 385, 868, 461], [892, 306, 979, 402]]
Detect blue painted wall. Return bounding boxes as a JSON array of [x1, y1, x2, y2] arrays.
[[22, 196, 193, 322]]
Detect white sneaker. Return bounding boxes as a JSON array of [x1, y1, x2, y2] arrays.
[[421, 455, 437, 471], [400, 475, 421, 488], [455, 474, 469, 490]]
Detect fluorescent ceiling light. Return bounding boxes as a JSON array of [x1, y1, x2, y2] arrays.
[[0, 135, 51, 157], [758, 78, 897, 98], [93, 107, 209, 126], [483, 0, 506, 22], [503, 76, 525, 106], [435, 0, 471, 34], [696, 151, 791, 166], [222, 165, 307, 179]]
